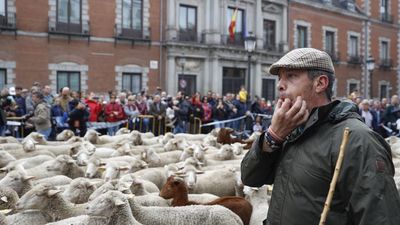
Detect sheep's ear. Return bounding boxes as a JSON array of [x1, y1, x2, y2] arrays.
[[71, 154, 78, 159], [67, 160, 75, 164], [141, 152, 147, 159], [0, 167, 7, 173], [1, 196, 8, 203], [127, 194, 135, 199], [99, 161, 107, 166], [47, 190, 61, 197], [195, 169, 204, 174], [119, 166, 130, 171], [98, 166, 107, 172], [114, 199, 125, 206], [22, 175, 35, 181]]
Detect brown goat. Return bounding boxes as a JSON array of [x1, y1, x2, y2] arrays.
[[217, 128, 253, 149], [160, 176, 252, 225]]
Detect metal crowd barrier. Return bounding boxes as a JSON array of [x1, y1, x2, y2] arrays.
[[6, 117, 25, 137], [189, 116, 202, 134]]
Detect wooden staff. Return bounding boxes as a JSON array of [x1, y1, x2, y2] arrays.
[[319, 127, 350, 225]]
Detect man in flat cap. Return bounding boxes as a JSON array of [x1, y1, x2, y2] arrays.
[[241, 48, 400, 225]]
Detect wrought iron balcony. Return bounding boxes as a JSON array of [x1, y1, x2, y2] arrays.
[[348, 55, 363, 64], [327, 51, 340, 63], [380, 13, 393, 23], [178, 29, 198, 42], [221, 33, 245, 47], [379, 58, 392, 69], [0, 13, 16, 31], [48, 20, 90, 44], [114, 25, 151, 47]]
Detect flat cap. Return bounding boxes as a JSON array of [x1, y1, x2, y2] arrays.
[[269, 48, 335, 75]]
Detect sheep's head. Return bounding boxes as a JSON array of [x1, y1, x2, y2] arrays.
[[0, 170, 34, 195], [56, 129, 75, 141], [15, 184, 60, 210], [88, 180, 118, 201], [116, 128, 130, 136], [24, 133, 47, 145], [159, 176, 186, 199], [83, 130, 101, 144], [22, 138, 37, 152], [130, 130, 143, 146], [87, 191, 127, 217], [63, 178, 96, 204], [217, 145, 234, 160], [0, 187, 19, 210]]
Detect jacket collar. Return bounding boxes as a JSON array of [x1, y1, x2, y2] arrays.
[[286, 100, 360, 142]]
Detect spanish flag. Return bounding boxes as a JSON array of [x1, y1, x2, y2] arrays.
[[228, 8, 238, 41]]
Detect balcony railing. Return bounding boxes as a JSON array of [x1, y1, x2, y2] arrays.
[[263, 43, 285, 53], [48, 20, 90, 44], [380, 58, 392, 69], [221, 33, 244, 47], [0, 13, 16, 31], [380, 13, 393, 23], [327, 51, 340, 63], [114, 25, 151, 47], [348, 55, 363, 64], [178, 29, 198, 42]]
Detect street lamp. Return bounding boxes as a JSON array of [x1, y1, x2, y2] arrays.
[[244, 33, 256, 101], [366, 57, 375, 98]]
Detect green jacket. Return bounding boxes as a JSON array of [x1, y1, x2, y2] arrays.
[[241, 100, 400, 225]]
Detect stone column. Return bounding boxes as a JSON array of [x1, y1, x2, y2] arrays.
[[211, 57, 221, 94], [167, 56, 177, 95], [166, 0, 177, 40], [255, 0, 264, 49], [203, 58, 210, 94], [254, 61, 262, 98]]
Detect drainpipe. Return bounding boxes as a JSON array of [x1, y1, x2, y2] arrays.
[[159, 0, 164, 89]]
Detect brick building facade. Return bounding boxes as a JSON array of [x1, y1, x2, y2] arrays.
[[289, 0, 400, 99], [0, 0, 162, 95]]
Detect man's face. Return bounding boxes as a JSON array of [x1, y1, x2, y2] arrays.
[[277, 69, 316, 111]]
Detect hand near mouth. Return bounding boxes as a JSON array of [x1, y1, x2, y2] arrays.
[[269, 96, 310, 140]]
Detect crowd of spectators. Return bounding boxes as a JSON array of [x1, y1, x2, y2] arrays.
[[1, 82, 399, 140], [0, 83, 275, 140]]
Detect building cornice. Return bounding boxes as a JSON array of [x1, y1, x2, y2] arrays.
[[291, 0, 367, 20]]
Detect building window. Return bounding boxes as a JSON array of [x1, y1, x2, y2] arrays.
[[226, 7, 244, 45], [178, 5, 197, 42], [349, 36, 358, 57], [380, 83, 388, 99], [0, 0, 5, 16], [297, 25, 307, 48], [380, 40, 391, 68], [348, 82, 359, 96], [122, 73, 142, 94], [263, 19, 276, 51], [178, 74, 196, 96], [325, 31, 334, 55], [222, 67, 245, 95], [0, 69, 6, 90], [122, 0, 143, 35], [262, 79, 276, 101], [57, 71, 80, 92], [56, 0, 82, 32]]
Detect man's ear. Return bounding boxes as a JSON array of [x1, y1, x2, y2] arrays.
[[314, 75, 329, 94]]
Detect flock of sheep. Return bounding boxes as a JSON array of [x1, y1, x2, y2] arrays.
[[1, 127, 399, 225], [0, 128, 269, 225]]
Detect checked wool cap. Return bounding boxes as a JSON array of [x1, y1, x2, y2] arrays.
[[269, 48, 335, 75]]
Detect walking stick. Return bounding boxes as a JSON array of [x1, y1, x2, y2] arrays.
[[319, 127, 350, 225]]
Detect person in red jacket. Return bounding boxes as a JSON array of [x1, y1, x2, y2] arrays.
[[85, 92, 102, 122], [104, 95, 124, 135]]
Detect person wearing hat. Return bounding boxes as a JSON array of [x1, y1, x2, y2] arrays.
[[241, 48, 400, 225]]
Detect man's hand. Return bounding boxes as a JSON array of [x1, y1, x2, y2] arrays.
[[269, 96, 309, 139]]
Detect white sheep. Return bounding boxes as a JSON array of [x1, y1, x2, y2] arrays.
[[33, 175, 73, 187], [85, 156, 147, 179], [55, 129, 76, 141], [1, 154, 54, 172], [118, 174, 159, 195], [127, 195, 243, 225], [0, 170, 34, 196], [45, 215, 108, 225], [15, 183, 87, 221], [0, 187, 19, 211], [164, 138, 189, 151], [141, 149, 182, 167], [62, 177, 96, 204], [0, 136, 18, 144], [243, 185, 271, 225], [0, 151, 17, 168], [88, 180, 119, 201], [131, 164, 179, 189], [87, 191, 143, 225], [23, 155, 84, 179], [175, 165, 237, 197], [6, 210, 52, 225]]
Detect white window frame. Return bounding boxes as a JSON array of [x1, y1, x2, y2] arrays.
[[378, 80, 390, 99], [49, 62, 88, 93], [379, 37, 390, 60], [347, 79, 360, 96], [294, 20, 311, 48], [347, 31, 361, 59]]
